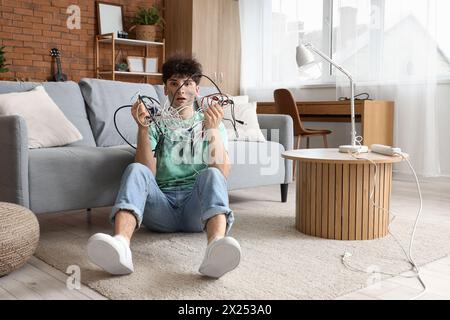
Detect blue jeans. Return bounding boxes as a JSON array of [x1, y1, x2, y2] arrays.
[[110, 163, 234, 233]]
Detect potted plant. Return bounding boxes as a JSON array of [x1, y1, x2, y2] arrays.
[[129, 5, 164, 41], [0, 46, 9, 74]]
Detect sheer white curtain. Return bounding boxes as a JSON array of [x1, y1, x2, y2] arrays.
[[239, 0, 272, 91], [334, 0, 441, 176], [239, 0, 315, 92]]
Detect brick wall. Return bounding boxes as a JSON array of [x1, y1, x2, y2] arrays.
[[0, 0, 164, 83]]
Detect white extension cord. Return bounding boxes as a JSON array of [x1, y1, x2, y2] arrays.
[[370, 144, 402, 156], [342, 145, 427, 300]]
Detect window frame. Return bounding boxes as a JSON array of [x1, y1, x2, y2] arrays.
[[322, 0, 334, 82]]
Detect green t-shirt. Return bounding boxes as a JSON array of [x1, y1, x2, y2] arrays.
[[149, 111, 228, 191]]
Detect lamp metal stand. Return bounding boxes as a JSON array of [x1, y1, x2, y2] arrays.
[[304, 44, 368, 153]]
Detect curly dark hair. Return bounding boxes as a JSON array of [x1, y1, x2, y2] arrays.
[[162, 54, 203, 85]]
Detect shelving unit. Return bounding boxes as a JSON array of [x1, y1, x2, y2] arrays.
[[95, 33, 165, 83]]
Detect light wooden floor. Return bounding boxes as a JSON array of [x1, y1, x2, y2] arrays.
[[1, 178, 449, 300], [0, 256, 106, 300]]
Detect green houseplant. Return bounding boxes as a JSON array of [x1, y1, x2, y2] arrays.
[[0, 46, 9, 73], [129, 5, 164, 41]]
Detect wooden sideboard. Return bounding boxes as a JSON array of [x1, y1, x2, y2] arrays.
[[257, 100, 394, 147]]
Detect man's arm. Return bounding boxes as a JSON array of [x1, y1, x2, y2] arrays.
[[207, 128, 230, 179], [135, 127, 157, 175], [132, 102, 157, 175], [204, 104, 231, 179]]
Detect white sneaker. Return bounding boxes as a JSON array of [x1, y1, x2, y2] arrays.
[[87, 233, 134, 275], [199, 236, 241, 278]]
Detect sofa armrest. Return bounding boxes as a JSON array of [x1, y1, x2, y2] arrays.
[[0, 115, 29, 207], [258, 114, 293, 183], [258, 114, 293, 151]]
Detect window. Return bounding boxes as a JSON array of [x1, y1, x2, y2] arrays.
[[240, 0, 450, 91], [279, 0, 450, 82], [382, 0, 450, 79], [330, 0, 450, 81], [436, 1, 450, 78], [331, 0, 374, 80], [271, 0, 333, 84]]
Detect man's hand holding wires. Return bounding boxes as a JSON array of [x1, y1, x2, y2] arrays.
[[203, 102, 224, 130], [131, 100, 151, 129]]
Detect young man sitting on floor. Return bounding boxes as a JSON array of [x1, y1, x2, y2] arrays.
[[86, 55, 241, 279]]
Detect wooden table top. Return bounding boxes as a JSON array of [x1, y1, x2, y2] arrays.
[[282, 148, 407, 164]]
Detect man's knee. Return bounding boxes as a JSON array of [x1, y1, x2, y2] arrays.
[[124, 162, 154, 178]]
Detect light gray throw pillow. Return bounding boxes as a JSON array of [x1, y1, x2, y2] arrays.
[[79, 78, 159, 147]]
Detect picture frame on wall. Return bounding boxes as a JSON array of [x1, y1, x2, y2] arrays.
[[96, 1, 124, 36], [145, 57, 159, 73], [127, 56, 145, 72]]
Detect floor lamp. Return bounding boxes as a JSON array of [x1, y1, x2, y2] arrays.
[[296, 43, 368, 153]]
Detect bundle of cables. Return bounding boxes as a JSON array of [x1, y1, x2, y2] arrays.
[[113, 73, 244, 153]]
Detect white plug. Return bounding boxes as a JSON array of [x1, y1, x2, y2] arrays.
[[370, 144, 402, 156]]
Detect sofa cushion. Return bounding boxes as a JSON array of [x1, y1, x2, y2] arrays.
[[0, 81, 96, 147], [28, 146, 135, 213], [79, 78, 159, 147], [0, 86, 83, 148], [224, 101, 266, 142], [230, 95, 249, 104], [153, 84, 166, 106], [227, 141, 285, 190]]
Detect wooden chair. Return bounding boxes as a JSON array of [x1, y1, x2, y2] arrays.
[[274, 88, 332, 177]]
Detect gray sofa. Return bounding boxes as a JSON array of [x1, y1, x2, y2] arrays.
[[0, 79, 293, 214]]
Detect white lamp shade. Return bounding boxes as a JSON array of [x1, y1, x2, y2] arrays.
[[296, 44, 315, 68]]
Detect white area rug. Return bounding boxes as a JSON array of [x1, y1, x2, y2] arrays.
[[35, 183, 450, 299]]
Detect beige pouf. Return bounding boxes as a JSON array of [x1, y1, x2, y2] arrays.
[[0, 202, 40, 277]]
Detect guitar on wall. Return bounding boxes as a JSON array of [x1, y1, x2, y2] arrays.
[[49, 48, 68, 82]]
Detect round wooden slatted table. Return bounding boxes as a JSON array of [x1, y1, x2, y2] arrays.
[[282, 149, 406, 240]]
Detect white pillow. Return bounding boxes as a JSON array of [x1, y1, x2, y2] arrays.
[[0, 86, 82, 148], [230, 95, 249, 105], [223, 101, 266, 142]]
